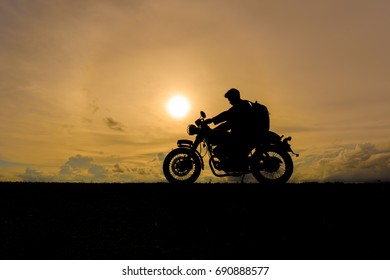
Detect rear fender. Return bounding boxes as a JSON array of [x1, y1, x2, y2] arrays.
[[263, 132, 299, 157]]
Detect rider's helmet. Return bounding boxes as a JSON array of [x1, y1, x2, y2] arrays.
[[224, 88, 240, 104], [225, 88, 240, 99]]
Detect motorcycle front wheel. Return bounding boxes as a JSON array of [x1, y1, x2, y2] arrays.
[[163, 148, 202, 183], [251, 146, 293, 183]]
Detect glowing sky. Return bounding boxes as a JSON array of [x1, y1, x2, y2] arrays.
[[1, 0, 389, 182]]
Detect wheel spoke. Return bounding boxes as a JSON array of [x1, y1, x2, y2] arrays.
[[163, 148, 202, 183], [251, 148, 293, 183]]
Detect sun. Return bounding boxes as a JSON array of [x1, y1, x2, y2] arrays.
[[167, 95, 190, 119]]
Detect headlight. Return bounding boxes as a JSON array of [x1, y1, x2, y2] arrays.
[[187, 124, 199, 135]]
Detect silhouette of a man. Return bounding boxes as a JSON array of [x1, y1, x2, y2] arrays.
[[205, 88, 253, 167]]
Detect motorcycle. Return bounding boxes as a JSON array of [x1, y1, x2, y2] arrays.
[[163, 111, 299, 183]]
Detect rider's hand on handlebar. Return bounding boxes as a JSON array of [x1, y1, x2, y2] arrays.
[[204, 119, 213, 125]]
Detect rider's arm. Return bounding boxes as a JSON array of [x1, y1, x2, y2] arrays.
[[210, 110, 230, 125]]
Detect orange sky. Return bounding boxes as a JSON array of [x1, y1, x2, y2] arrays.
[[1, 0, 389, 182]]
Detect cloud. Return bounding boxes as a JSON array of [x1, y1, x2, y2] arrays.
[[55, 154, 164, 182], [63, 154, 93, 170], [8, 142, 390, 183], [104, 117, 126, 132], [0, 160, 25, 167], [112, 163, 129, 173], [59, 164, 73, 175], [58, 154, 107, 182], [18, 168, 53, 182], [292, 142, 390, 183], [88, 164, 107, 179], [150, 153, 166, 162]]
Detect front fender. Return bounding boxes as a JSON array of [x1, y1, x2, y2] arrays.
[[176, 140, 204, 169], [177, 139, 193, 148]]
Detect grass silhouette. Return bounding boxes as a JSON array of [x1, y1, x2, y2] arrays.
[[0, 182, 388, 260]]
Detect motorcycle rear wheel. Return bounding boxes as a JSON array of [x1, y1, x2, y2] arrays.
[[251, 146, 293, 183], [163, 148, 202, 183]]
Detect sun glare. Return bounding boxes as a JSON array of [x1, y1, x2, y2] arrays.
[[167, 95, 190, 119]]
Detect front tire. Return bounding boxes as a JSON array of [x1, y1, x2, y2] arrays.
[[251, 146, 293, 183], [163, 148, 202, 183]]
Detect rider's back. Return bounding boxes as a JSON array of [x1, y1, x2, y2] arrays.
[[213, 99, 252, 141]]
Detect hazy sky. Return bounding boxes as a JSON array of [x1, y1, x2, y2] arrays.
[[1, 0, 389, 182]]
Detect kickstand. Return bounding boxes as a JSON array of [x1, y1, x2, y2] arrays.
[[241, 174, 246, 183]]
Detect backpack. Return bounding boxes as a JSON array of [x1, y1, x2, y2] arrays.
[[249, 101, 270, 133]]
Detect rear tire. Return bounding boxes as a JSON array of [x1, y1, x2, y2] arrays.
[[251, 146, 293, 183], [163, 148, 202, 183]]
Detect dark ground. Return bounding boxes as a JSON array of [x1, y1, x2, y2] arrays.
[[0, 182, 389, 260]]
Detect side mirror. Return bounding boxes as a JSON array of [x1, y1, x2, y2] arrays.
[[200, 111, 206, 118]]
